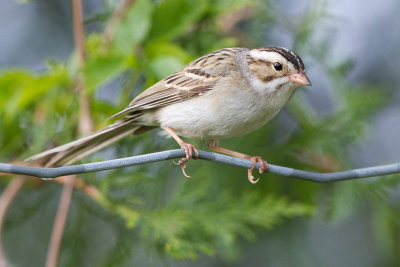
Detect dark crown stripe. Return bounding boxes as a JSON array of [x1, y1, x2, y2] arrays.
[[259, 47, 305, 71]]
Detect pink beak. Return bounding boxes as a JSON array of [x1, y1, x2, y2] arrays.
[[288, 72, 312, 86]]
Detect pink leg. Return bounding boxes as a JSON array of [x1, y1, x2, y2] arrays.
[[207, 141, 268, 184], [163, 127, 199, 178]]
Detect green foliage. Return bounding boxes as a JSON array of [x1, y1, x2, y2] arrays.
[[114, 0, 153, 54], [0, 68, 70, 122], [373, 203, 400, 266], [1, 0, 400, 265], [105, 177, 314, 260], [148, 0, 207, 41]]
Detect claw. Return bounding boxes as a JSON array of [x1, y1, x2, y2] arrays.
[[247, 157, 260, 184], [247, 156, 269, 184], [163, 127, 198, 179], [248, 168, 260, 184], [181, 164, 191, 178], [206, 140, 268, 184], [174, 158, 191, 178], [175, 143, 198, 178]]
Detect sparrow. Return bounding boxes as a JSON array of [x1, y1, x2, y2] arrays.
[[27, 47, 311, 184]]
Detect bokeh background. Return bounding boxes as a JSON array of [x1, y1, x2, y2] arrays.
[[1, 0, 400, 266]]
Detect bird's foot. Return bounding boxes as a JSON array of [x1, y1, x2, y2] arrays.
[[181, 142, 200, 161], [247, 156, 269, 184], [174, 142, 199, 178]]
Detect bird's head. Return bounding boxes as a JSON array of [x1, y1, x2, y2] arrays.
[[247, 47, 311, 94]]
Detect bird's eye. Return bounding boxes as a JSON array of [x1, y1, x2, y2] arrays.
[[273, 62, 283, 71]]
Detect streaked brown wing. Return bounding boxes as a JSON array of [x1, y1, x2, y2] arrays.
[[111, 48, 247, 118]]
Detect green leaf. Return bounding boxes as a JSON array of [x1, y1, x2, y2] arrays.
[[0, 71, 33, 111], [0, 69, 69, 121], [83, 55, 128, 92], [114, 0, 153, 54], [144, 41, 192, 61], [148, 0, 207, 40], [147, 55, 185, 80]]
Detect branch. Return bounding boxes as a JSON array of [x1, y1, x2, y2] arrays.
[[1, 150, 399, 183]]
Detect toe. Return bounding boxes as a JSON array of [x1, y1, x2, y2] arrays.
[[185, 146, 190, 160], [193, 147, 200, 159], [177, 143, 199, 178], [250, 156, 268, 174], [181, 143, 198, 160], [174, 157, 191, 178], [247, 169, 260, 184], [187, 145, 193, 160], [174, 158, 187, 166], [256, 157, 267, 173], [181, 167, 191, 178], [246, 156, 265, 183], [180, 163, 191, 178], [259, 159, 269, 173]]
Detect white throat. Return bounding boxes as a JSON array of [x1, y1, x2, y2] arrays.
[[250, 76, 290, 95]]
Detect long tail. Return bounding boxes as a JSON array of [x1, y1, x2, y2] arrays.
[[26, 118, 154, 167]]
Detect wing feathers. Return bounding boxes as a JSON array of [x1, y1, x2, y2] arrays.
[[111, 48, 248, 118]]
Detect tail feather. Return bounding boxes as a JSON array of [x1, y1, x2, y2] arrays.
[[26, 119, 153, 167]]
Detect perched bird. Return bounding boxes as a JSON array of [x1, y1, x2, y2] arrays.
[[27, 47, 311, 183]]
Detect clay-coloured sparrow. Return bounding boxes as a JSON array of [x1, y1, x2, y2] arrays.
[[27, 47, 311, 183]]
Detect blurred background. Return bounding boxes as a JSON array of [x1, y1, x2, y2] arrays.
[[1, 0, 400, 266]]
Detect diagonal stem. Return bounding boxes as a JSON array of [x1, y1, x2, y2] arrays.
[[103, 0, 134, 47], [46, 0, 92, 266], [72, 0, 93, 136], [0, 176, 27, 267], [45, 176, 75, 267]]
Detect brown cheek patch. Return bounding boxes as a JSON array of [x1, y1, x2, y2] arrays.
[[261, 75, 274, 82], [250, 63, 278, 84], [260, 72, 287, 84]]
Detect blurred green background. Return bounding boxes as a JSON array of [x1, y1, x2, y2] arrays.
[[1, 0, 400, 266]]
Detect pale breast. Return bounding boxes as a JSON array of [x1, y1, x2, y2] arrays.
[[153, 78, 296, 140]]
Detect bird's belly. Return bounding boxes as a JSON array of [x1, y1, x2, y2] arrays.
[[154, 93, 284, 140]]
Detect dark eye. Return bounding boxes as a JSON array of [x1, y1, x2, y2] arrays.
[[273, 62, 283, 71]]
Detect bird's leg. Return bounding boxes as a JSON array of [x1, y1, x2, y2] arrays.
[[207, 140, 268, 184], [163, 127, 199, 178]]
